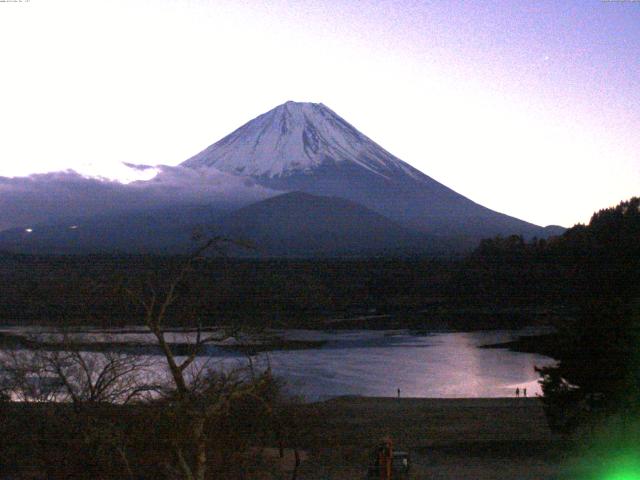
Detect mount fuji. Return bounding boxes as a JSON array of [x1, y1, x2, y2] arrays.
[[183, 101, 553, 240], [0, 101, 563, 256]]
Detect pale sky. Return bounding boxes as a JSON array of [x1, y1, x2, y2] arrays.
[[0, 0, 638, 227]]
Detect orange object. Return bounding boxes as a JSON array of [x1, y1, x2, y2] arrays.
[[377, 438, 393, 480]]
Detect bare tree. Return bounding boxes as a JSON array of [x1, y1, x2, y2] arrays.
[[123, 238, 277, 480], [0, 238, 276, 479], [0, 348, 61, 403], [0, 332, 154, 405], [0, 331, 159, 480]]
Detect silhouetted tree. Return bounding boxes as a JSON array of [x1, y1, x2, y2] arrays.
[[123, 238, 278, 480], [0, 333, 152, 479], [534, 198, 640, 433]]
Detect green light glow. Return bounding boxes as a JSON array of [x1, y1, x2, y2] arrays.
[[601, 455, 640, 480]]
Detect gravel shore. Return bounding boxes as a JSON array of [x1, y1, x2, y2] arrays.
[[295, 396, 572, 479]]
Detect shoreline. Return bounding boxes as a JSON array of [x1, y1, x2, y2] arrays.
[[292, 396, 570, 479], [481, 332, 561, 359]]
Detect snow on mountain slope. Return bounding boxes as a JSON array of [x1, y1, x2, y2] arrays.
[[182, 101, 549, 239], [183, 101, 423, 181]]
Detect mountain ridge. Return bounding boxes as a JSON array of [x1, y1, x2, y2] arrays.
[[216, 191, 443, 257], [0, 101, 565, 255], [183, 101, 424, 181], [182, 101, 553, 240]]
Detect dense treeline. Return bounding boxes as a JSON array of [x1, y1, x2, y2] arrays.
[[468, 197, 640, 432], [466, 196, 639, 304], [0, 254, 459, 328], [540, 198, 639, 432], [0, 198, 637, 332], [0, 252, 568, 331]]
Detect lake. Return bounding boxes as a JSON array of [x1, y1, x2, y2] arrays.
[[202, 328, 555, 400], [0, 327, 555, 401]]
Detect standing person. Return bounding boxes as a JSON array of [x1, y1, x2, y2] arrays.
[[397, 388, 401, 399], [515, 387, 520, 398], [523, 388, 527, 397]]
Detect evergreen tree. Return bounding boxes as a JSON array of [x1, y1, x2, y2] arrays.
[[535, 197, 640, 432]]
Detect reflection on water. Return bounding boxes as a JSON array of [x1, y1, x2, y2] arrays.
[[0, 327, 555, 401], [259, 329, 555, 400]]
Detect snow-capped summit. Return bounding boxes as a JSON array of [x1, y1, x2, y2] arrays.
[[183, 101, 422, 181], [183, 101, 550, 240], [0, 101, 562, 255]]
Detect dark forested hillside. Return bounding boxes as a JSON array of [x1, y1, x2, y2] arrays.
[[466, 197, 640, 432], [460, 197, 640, 306], [0, 254, 457, 328], [1, 198, 636, 332]]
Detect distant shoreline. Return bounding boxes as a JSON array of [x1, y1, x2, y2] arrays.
[[481, 332, 561, 360]]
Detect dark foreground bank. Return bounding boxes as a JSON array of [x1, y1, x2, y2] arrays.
[[0, 395, 618, 479], [294, 397, 566, 479]]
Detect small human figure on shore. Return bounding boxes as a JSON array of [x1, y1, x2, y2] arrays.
[[523, 388, 527, 397], [397, 388, 401, 399], [515, 387, 520, 398]]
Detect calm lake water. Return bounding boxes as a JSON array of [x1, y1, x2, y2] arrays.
[[209, 329, 555, 400], [1, 327, 555, 401]]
